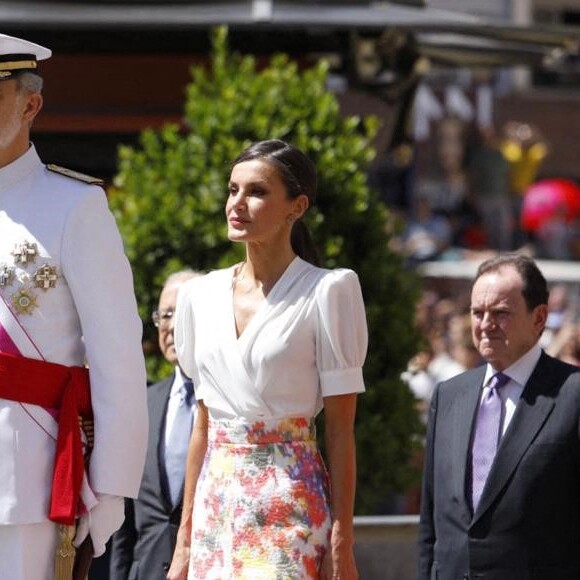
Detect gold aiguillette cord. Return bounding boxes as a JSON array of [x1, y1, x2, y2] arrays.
[[55, 524, 76, 580]]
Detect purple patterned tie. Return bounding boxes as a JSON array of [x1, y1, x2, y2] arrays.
[[471, 372, 510, 511]]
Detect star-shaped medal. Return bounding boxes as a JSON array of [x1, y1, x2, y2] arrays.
[[11, 289, 38, 315]]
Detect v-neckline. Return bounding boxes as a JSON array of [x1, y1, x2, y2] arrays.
[[230, 256, 300, 342]]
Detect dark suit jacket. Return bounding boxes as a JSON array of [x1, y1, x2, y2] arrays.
[[110, 375, 185, 580], [418, 352, 580, 580]]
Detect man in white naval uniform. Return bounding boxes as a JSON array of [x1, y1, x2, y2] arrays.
[[0, 34, 148, 579]]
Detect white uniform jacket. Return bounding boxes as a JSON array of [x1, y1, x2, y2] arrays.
[[0, 145, 148, 525]]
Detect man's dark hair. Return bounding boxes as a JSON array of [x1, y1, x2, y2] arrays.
[[474, 253, 549, 311]]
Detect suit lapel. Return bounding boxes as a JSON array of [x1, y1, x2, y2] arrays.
[[471, 353, 556, 524], [452, 366, 486, 510]]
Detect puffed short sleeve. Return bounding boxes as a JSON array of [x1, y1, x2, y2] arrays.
[[315, 269, 368, 396], [174, 278, 200, 387]]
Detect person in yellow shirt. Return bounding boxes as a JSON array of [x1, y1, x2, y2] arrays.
[[500, 121, 548, 197]]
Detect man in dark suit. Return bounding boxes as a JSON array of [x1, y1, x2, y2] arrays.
[[418, 253, 580, 580], [110, 270, 200, 580]]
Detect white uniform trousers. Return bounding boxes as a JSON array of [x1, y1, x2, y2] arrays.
[[0, 521, 58, 580]]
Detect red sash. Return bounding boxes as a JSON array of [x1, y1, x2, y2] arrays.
[[0, 351, 92, 526]]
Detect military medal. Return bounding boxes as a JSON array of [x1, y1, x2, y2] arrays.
[[0, 264, 15, 288], [33, 264, 58, 290], [16, 270, 30, 284], [11, 289, 38, 315], [12, 240, 38, 264]]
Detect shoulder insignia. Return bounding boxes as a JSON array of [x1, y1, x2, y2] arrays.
[[46, 164, 104, 185]]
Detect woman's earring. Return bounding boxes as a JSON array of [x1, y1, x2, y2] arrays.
[[286, 215, 295, 225]]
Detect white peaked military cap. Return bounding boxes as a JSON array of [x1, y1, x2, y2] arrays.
[[0, 33, 51, 81]]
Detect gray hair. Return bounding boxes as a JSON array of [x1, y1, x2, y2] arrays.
[[163, 269, 202, 289], [15, 72, 43, 94]]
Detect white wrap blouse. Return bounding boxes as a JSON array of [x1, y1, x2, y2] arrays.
[[174, 256, 367, 421]]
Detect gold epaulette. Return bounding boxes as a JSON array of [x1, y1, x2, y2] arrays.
[[46, 164, 104, 186]]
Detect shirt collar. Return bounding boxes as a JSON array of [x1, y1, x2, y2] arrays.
[[0, 144, 42, 194], [484, 342, 543, 387]]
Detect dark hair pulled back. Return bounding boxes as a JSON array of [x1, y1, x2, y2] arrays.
[[232, 139, 320, 266]]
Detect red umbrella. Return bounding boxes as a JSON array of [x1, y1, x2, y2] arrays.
[[521, 178, 580, 232]]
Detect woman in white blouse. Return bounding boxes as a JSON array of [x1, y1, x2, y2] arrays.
[[168, 140, 368, 580]]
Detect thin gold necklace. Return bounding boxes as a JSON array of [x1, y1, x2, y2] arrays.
[[231, 260, 246, 290]]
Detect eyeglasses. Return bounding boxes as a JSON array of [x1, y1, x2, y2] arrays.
[[152, 309, 174, 328]]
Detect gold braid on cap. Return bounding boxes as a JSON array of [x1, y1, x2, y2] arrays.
[[0, 58, 38, 79]]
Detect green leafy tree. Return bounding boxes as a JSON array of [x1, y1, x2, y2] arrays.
[[110, 27, 422, 514]]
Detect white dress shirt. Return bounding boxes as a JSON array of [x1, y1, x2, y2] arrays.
[[481, 342, 543, 437]]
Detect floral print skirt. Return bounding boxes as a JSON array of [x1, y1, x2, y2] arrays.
[[188, 416, 331, 579]]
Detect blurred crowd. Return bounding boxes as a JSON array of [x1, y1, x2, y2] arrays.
[[372, 115, 580, 266], [384, 116, 580, 515], [404, 281, 580, 422]]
